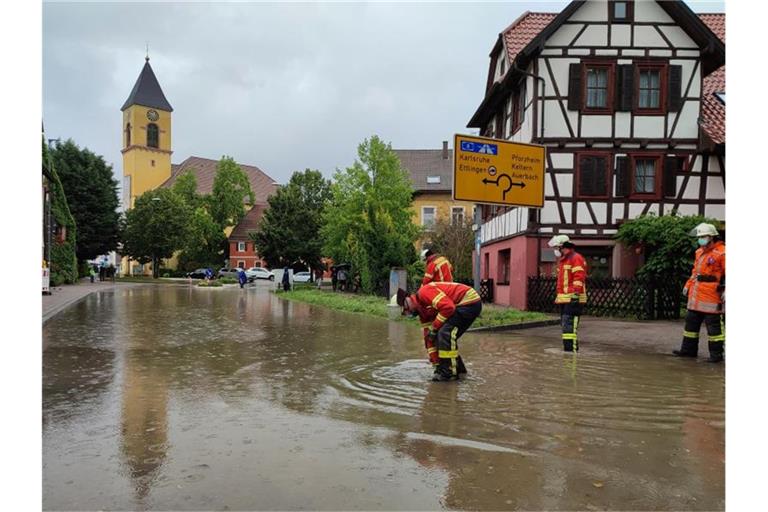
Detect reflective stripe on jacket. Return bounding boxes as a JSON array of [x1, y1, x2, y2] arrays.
[[555, 251, 587, 304], [422, 255, 453, 285], [415, 282, 481, 332], [684, 241, 725, 313]]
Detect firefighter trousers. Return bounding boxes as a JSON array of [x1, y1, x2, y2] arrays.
[[560, 303, 583, 352], [678, 310, 725, 359], [436, 301, 482, 377]]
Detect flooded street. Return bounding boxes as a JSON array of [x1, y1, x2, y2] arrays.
[[43, 285, 724, 511]]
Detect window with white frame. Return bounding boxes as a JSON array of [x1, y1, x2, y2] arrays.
[[451, 206, 465, 225], [237, 242, 246, 252], [422, 206, 436, 228], [237, 261, 245, 269]]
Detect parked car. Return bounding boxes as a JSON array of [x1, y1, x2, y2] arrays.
[[186, 268, 211, 279], [293, 271, 312, 283], [217, 268, 243, 279], [246, 267, 275, 281]]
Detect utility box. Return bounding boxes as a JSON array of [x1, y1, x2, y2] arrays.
[[389, 267, 407, 298]]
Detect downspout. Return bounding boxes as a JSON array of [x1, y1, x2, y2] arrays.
[[512, 59, 546, 276]]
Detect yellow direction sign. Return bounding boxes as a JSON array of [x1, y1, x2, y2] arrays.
[[453, 134, 546, 208]]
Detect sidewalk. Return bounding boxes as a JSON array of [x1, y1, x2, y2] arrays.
[[511, 316, 688, 355], [42, 279, 134, 324]]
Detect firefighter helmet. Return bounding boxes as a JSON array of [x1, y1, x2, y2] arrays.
[[689, 223, 719, 237], [547, 234, 570, 248], [420, 248, 433, 262]]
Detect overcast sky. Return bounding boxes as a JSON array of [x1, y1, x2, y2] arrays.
[[43, 0, 724, 188]]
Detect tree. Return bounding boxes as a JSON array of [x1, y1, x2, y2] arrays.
[[49, 139, 120, 264], [122, 188, 191, 278], [427, 217, 475, 283], [43, 138, 78, 285], [615, 213, 720, 282], [178, 206, 226, 270], [251, 169, 331, 271], [208, 156, 255, 229], [171, 170, 202, 210], [321, 136, 419, 294]]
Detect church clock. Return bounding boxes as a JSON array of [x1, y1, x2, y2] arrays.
[[146, 109, 159, 121]]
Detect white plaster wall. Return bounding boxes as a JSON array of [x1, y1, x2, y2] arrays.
[[682, 177, 701, 200], [634, 116, 665, 138], [615, 113, 631, 138], [540, 227, 554, 233], [546, 23, 583, 46], [581, 115, 612, 137], [677, 50, 700, 58], [545, 174, 555, 196], [545, 58, 575, 94], [556, 174, 574, 197], [582, 229, 598, 235], [634, 26, 669, 47], [611, 24, 631, 46], [634, 0, 674, 23], [561, 201, 573, 221], [591, 202, 607, 224], [649, 49, 673, 57], [622, 49, 645, 57], [676, 204, 699, 216], [704, 204, 725, 220], [689, 155, 703, 173], [569, 1, 607, 22], [612, 203, 625, 224], [670, 101, 700, 139], [628, 203, 646, 218], [708, 156, 722, 175], [577, 204, 592, 224], [574, 24, 608, 46], [675, 176, 686, 195], [596, 49, 618, 56], [662, 204, 676, 215], [541, 201, 561, 224], [707, 176, 725, 200], [659, 26, 697, 48], [568, 49, 592, 56], [544, 100, 576, 138], [678, 59, 701, 97], [603, 228, 617, 235], [541, 49, 562, 56], [550, 153, 573, 168]]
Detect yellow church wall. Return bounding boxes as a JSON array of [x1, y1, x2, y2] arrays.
[[122, 105, 173, 207]]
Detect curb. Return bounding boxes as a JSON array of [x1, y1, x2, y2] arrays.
[[468, 319, 560, 332]]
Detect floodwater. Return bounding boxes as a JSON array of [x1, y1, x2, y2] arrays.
[[43, 284, 724, 511]]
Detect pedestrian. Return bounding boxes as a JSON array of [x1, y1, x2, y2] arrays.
[[331, 266, 338, 292], [315, 268, 323, 289], [397, 282, 481, 381], [89, 265, 97, 283], [237, 267, 247, 289], [548, 234, 587, 352], [420, 248, 453, 285], [673, 223, 725, 363], [337, 267, 347, 292], [98, 265, 105, 282], [282, 266, 291, 292], [204, 267, 213, 281]]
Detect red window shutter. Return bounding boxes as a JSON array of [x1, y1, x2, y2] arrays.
[[667, 65, 683, 112], [615, 156, 631, 197], [568, 63, 582, 111]]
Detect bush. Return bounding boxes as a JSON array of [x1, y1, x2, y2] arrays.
[[219, 277, 237, 284], [197, 280, 223, 287]]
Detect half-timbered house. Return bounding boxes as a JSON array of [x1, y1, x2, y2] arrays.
[[467, 0, 725, 309]]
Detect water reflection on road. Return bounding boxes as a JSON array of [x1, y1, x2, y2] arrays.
[[43, 285, 724, 510]]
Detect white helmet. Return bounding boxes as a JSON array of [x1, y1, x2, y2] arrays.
[[689, 223, 719, 237], [420, 248, 432, 262], [547, 234, 570, 248]]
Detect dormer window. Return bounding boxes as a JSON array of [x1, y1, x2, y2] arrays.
[[609, 1, 633, 23], [426, 176, 441, 185]]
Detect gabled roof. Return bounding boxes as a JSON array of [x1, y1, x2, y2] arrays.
[[699, 13, 725, 146], [121, 58, 173, 112], [161, 156, 278, 204], [228, 204, 267, 241], [394, 149, 453, 193], [502, 12, 558, 72]]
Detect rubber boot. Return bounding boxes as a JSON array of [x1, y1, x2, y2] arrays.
[[707, 341, 724, 363], [432, 361, 457, 382], [673, 338, 698, 357], [563, 340, 574, 352], [457, 356, 467, 375]]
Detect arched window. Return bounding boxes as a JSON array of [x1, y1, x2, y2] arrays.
[[147, 123, 159, 148], [125, 123, 131, 147]]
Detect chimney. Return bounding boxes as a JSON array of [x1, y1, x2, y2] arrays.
[[442, 140, 448, 160]]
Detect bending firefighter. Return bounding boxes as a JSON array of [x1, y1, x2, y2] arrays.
[[421, 248, 453, 285], [548, 235, 588, 352], [397, 282, 481, 381], [673, 223, 725, 363]]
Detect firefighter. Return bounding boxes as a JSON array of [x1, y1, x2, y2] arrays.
[[397, 282, 481, 381], [673, 223, 725, 363], [421, 248, 453, 285], [548, 234, 587, 352]]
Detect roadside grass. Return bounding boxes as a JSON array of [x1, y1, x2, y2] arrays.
[[279, 288, 553, 327]]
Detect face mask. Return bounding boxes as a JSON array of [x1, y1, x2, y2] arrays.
[[697, 237, 710, 247], [553, 249, 562, 258]]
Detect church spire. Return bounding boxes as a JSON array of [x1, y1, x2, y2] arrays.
[[121, 56, 173, 112]]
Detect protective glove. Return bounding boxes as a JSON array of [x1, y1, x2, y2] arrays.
[[570, 294, 580, 304], [426, 329, 438, 344]]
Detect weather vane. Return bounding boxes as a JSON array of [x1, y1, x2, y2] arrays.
[[145, 42, 149, 61]]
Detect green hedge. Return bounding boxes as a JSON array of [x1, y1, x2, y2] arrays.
[[44, 139, 78, 286]]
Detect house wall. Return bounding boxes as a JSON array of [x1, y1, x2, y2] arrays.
[[480, 235, 538, 309]]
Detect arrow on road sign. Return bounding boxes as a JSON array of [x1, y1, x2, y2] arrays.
[[482, 173, 525, 200]]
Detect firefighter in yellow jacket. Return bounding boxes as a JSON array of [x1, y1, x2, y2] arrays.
[[549, 235, 588, 352], [673, 223, 725, 363]]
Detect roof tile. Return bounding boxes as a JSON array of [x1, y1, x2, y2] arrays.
[[394, 149, 453, 193]]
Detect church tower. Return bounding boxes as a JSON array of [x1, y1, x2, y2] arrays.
[[121, 56, 173, 210]]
